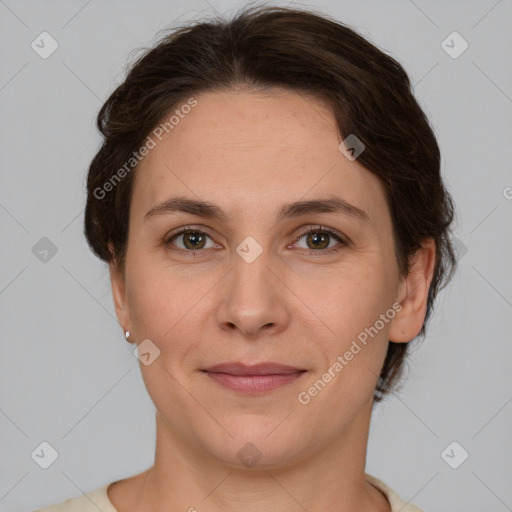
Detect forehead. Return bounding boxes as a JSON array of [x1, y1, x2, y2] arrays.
[[130, 88, 387, 226]]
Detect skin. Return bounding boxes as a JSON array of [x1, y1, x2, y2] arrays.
[[107, 87, 436, 512]]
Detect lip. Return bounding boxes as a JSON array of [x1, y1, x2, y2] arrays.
[[203, 362, 304, 375], [201, 362, 307, 394]]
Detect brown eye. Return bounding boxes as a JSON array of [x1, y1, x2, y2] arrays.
[[181, 231, 207, 250], [166, 229, 215, 252], [293, 226, 347, 254], [305, 231, 330, 250]]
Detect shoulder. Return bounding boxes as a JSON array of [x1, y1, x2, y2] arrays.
[[33, 482, 118, 512], [365, 474, 423, 512]]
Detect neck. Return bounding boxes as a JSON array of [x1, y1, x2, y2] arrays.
[[122, 400, 390, 512]]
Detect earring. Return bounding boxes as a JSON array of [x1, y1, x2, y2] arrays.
[[125, 330, 130, 342]]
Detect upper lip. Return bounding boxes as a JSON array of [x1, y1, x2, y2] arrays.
[[202, 362, 305, 375]]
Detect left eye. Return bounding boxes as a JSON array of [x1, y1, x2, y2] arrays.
[[292, 228, 346, 252]]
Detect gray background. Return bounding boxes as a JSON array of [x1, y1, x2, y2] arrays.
[[1, 0, 511, 510]]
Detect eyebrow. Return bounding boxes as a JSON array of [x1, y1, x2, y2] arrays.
[[144, 195, 370, 224]]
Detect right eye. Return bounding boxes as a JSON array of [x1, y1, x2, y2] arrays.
[[164, 228, 219, 253]]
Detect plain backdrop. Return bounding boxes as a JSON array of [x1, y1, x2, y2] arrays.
[[1, 0, 511, 511]]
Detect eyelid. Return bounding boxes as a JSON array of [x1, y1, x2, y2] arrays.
[[292, 225, 349, 246], [165, 223, 218, 237]]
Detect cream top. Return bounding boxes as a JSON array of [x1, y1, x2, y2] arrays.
[[34, 474, 422, 511]]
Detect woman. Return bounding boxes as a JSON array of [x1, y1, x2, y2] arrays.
[[36, 4, 456, 511]]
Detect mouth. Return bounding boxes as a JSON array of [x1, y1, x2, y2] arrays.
[[201, 362, 307, 394]]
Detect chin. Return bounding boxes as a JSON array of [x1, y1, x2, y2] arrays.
[[196, 417, 310, 470]]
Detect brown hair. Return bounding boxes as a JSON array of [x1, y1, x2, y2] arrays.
[[84, 4, 457, 402]]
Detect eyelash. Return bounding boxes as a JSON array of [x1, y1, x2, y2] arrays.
[[164, 225, 348, 257]]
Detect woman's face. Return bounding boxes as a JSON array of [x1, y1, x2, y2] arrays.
[[110, 88, 415, 468]]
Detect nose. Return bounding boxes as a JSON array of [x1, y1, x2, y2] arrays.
[[215, 246, 290, 340]]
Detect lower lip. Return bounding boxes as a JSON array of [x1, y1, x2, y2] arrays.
[[203, 371, 305, 394]]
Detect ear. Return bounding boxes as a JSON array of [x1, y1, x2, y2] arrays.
[[388, 238, 437, 343], [108, 243, 133, 342]]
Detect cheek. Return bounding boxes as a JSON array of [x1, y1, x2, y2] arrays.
[[125, 261, 212, 362], [125, 261, 175, 339], [304, 265, 394, 407], [320, 258, 393, 339], [303, 273, 392, 408]]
